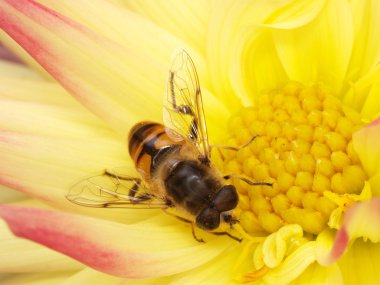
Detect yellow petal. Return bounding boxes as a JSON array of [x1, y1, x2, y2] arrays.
[[230, 32, 287, 106], [290, 263, 342, 285], [338, 239, 380, 285], [343, 3, 380, 114], [360, 81, 380, 122], [347, 0, 380, 90], [0, 78, 127, 206], [170, 245, 242, 284], [272, 0, 354, 94], [0, 59, 44, 80], [262, 225, 304, 268], [0, 185, 26, 203], [0, 272, 71, 285], [121, 0, 211, 55], [207, 1, 270, 108], [262, 242, 317, 285], [59, 268, 123, 285], [353, 118, 380, 192], [261, 0, 326, 29], [207, 0, 323, 107]]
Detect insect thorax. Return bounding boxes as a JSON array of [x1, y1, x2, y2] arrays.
[[163, 160, 221, 215]]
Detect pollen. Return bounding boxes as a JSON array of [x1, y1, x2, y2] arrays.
[[224, 82, 366, 235]]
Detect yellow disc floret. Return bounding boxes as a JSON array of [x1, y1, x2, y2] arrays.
[[223, 82, 365, 235]]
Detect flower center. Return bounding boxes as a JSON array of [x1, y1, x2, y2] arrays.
[[221, 82, 366, 235]]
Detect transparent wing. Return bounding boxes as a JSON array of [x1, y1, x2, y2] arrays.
[[164, 50, 210, 163], [67, 169, 169, 209]]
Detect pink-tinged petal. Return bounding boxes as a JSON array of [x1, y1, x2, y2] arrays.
[[353, 117, 380, 192], [33, 0, 211, 89], [0, 44, 21, 63], [0, 218, 84, 273], [317, 198, 380, 265], [0, 205, 229, 278], [0, 0, 156, 135], [316, 228, 349, 266], [0, 0, 228, 138], [52, 0, 212, 56]]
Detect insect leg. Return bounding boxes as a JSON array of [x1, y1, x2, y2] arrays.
[[223, 174, 272, 187], [169, 71, 200, 141], [104, 170, 141, 183], [209, 231, 242, 242], [169, 72, 195, 116], [163, 209, 205, 243], [211, 135, 259, 152], [103, 170, 150, 200]]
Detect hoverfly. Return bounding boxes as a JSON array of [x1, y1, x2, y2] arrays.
[[67, 50, 270, 241]]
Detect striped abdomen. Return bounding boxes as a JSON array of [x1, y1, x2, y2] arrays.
[[128, 122, 184, 181]]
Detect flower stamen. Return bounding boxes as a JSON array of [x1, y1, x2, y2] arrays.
[[241, 266, 269, 283], [222, 82, 366, 236]]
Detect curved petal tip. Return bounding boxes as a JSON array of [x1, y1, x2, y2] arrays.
[[317, 198, 380, 265]]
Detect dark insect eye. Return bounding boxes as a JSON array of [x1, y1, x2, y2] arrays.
[[196, 207, 220, 230], [212, 185, 238, 212]]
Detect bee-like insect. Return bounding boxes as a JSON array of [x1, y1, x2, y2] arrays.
[[67, 51, 269, 240]]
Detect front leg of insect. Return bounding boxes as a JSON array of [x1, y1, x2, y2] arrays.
[[211, 134, 273, 187], [211, 134, 259, 153], [163, 208, 205, 243], [223, 174, 272, 187]]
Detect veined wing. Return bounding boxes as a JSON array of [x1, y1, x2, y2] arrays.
[[163, 50, 210, 164], [67, 170, 169, 209]]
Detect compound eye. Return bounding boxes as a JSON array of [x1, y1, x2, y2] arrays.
[[212, 185, 238, 212], [196, 207, 220, 231]]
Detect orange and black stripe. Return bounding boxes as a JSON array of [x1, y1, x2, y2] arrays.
[[128, 121, 183, 181]]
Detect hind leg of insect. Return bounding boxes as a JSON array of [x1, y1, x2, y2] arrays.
[[103, 170, 151, 200], [162, 209, 205, 243]]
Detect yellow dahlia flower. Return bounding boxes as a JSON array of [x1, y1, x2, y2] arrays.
[[1, 0, 380, 284]]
